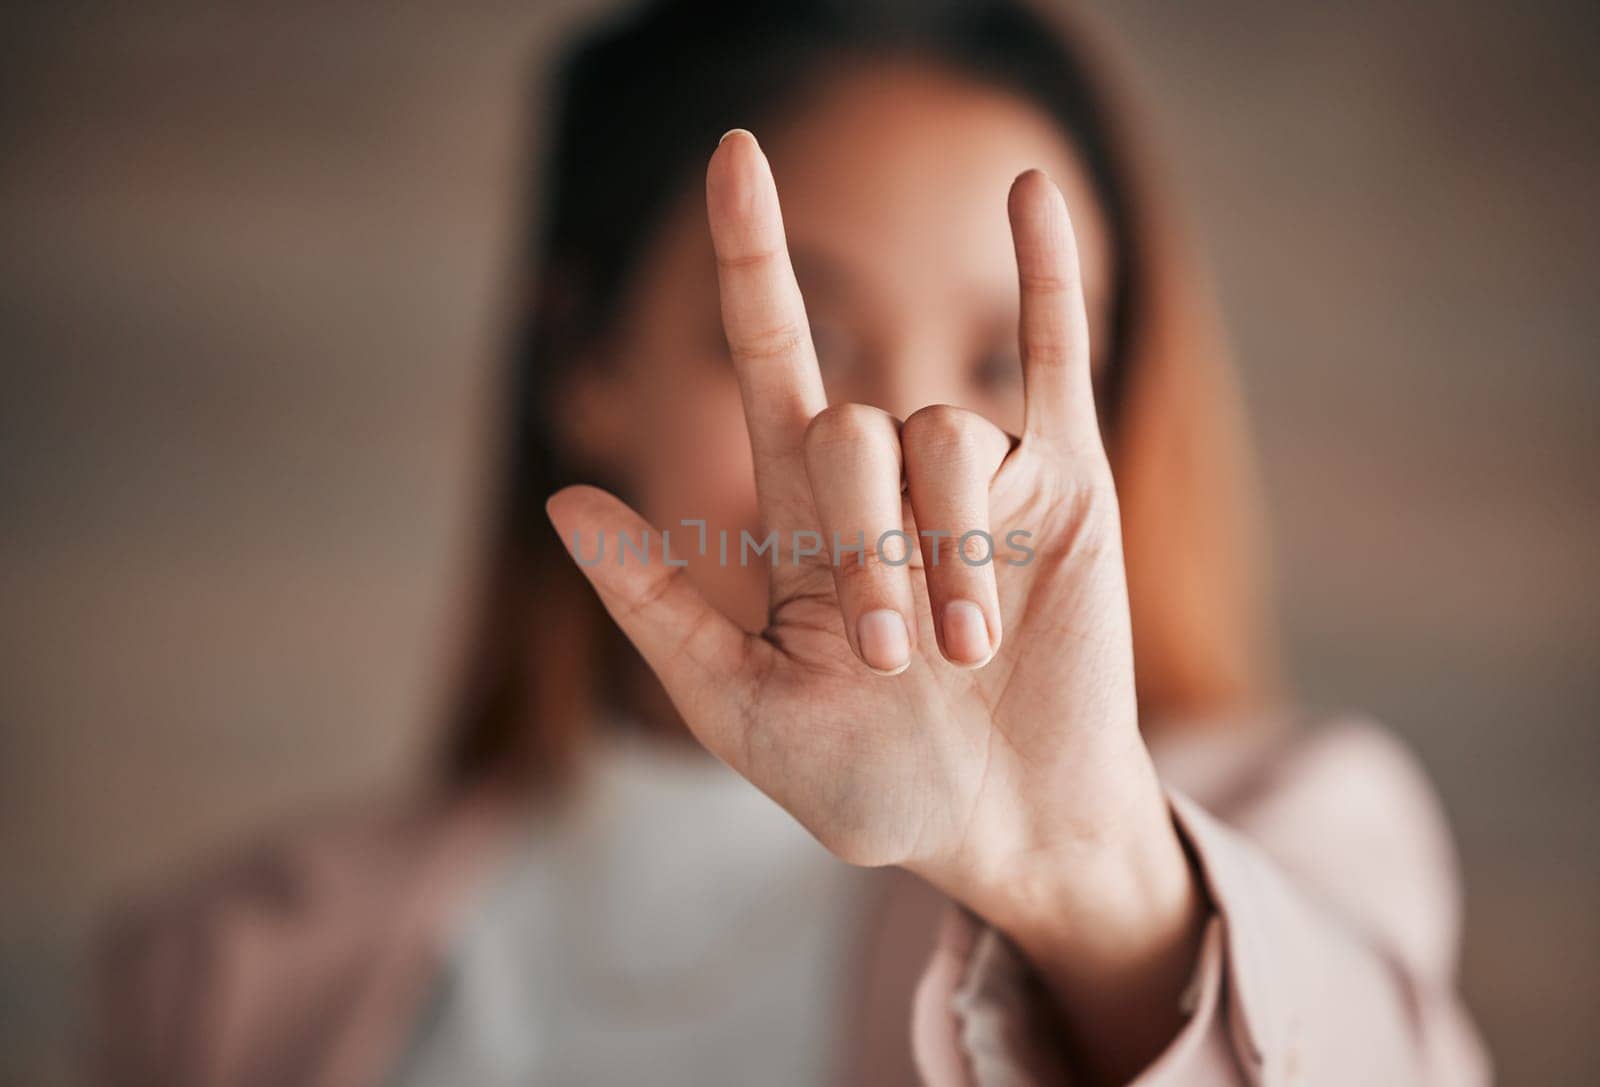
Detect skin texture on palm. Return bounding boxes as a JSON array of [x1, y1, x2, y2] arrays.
[[545, 131, 1201, 1084]]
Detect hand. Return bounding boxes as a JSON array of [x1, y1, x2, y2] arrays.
[[547, 130, 1201, 1081]]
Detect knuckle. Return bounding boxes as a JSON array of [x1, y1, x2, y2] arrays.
[[728, 320, 808, 364], [1017, 268, 1079, 296], [921, 529, 995, 570], [715, 245, 783, 274], [804, 402, 890, 454], [925, 531, 967, 568], [832, 542, 900, 583], [903, 403, 982, 464], [832, 556, 881, 588], [1022, 340, 1074, 370]]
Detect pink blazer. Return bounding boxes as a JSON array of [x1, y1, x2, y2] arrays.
[[93, 715, 1490, 1085]]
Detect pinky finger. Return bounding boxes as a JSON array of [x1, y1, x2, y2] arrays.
[[1009, 169, 1098, 446]]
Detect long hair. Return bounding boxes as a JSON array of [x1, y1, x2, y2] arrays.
[[440, 0, 1278, 787]]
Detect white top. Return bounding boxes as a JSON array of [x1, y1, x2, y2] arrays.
[[390, 729, 871, 1087]]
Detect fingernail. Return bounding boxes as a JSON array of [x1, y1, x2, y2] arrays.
[[942, 601, 993, 666], [858, 609, 911, 675], [719, 127, 754, 147]]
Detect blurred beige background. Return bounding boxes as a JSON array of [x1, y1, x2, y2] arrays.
[[2, 1, 1596, 1083]]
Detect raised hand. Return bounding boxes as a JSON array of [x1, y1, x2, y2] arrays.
[[546, 129, 1200, 1080]]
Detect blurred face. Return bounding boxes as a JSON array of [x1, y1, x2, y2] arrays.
[[560, 60, 1112, 633]]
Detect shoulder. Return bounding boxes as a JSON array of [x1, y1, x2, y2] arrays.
[[93, 786, 517, 1086]]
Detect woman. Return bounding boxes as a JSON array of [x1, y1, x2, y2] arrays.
[[95, 1, 1489, 1084]]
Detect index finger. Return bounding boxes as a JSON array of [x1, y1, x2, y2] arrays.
[[706, 129, 829, 527]]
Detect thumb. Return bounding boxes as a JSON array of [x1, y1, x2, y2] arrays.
[[544, 484, 755, 760]]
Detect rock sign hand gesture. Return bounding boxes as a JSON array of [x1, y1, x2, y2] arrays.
[[547, 129, 1201, 1082]]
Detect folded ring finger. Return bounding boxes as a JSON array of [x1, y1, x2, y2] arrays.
[[802, 404, 918, 675], [901, 405, 1012, 667]]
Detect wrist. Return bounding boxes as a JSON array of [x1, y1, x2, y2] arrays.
[[920, 762, 1206, 1083], [969, 775, 1198, 971], [928, 736, 1191, 938], [1003, 805, 1200, 983]]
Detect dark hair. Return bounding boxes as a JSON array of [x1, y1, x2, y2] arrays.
[[443, 0, 1154, 785]]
